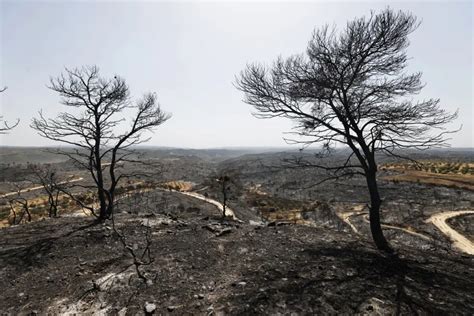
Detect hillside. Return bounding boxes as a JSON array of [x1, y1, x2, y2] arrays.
[[0, 188, 473, 314], [1, 148, 474, 314]]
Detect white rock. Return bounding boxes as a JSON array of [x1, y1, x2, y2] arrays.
[[144, 302, 156, 313]]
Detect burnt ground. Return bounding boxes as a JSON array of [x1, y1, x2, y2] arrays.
[[0, 191, 473, 315]]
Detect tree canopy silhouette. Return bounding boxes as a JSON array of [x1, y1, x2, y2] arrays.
[[32, 66, 171, 220], [236, 9, 457, 252]]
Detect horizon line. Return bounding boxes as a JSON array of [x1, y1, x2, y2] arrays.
[[1, 145, 473, 151]]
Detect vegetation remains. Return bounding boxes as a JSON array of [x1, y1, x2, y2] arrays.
[[381, 161, 474, 191]]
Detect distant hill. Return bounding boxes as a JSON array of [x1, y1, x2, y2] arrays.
[[1, 146, 472, 165]]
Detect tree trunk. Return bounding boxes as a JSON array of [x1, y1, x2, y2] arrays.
[[9, 203, 16, 225], [222, 182, 227, 218], [94, 132, 108, 221], [105, 191, 115, 219], [48, 195, 54, 217], [98, 188, 108, 221], [53, 191, 60, 217], [24, 204, 31, 222], [366, 171, 392, 252]]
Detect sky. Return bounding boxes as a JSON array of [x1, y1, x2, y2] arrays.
[[0, 0, 472, 148]]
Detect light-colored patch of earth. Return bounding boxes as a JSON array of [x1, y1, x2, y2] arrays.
[[334, 203, 366, 234], [47, 269, 134, 314], [47, 297, 112, 315], [426, 210, 474, 255], [160, 180, 194, 192], [248, 183, 268, 196], [260, 208, 316, 226]]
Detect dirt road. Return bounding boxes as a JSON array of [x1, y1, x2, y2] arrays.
[[426, 210, 474, 255], [152, 186, 240, 221], [0, 177, 84, 199], [178, 191, 239, 221], [337, 204, 431, 241], [340, 205, 474, 254], [337, 211, 362, 234], [359, 214, 431, 241], [335, 204, 367, 234]]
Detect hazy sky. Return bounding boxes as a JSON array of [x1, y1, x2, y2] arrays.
[[1, 0, 472, 148]]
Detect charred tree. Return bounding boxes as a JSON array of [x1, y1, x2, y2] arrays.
[[217, 175, 230, 218], [205, 170, 242, 219], [8, 184, 31, 225], [30, 164, 67, 217], [31, 66, 171, 221], [236, 9, 457, 252]]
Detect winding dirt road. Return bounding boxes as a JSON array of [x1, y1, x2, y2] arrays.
[[426, 210, 474, 255], [339, 205, 473, 255], [177, 191, 240, 221], [337, 209, 430, 241], [153, 186, 240, 221], [360, 214, 431, 241], [0, 177, 84, 199]]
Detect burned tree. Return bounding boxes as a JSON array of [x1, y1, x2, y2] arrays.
[[0, 86, 19, 133], [236, 9, 457, 252], [30, 164, 67, 218], [218, 175, 231, 218], [8, 184, 32, 225], [31, 66, 170, 221], [204, 169, 242, 218]]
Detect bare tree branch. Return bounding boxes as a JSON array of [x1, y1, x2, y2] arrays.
[[0, 86, 20, 134]]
